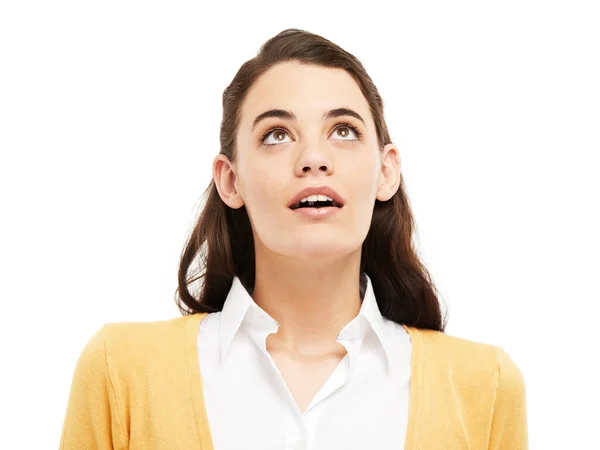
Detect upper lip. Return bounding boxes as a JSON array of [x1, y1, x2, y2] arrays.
[[288, 186, 345, 209]]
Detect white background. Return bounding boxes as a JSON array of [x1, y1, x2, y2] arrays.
[[1, 0, 598, 447]]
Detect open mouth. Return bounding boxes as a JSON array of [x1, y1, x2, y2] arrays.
[[289, 199, 343, 210]]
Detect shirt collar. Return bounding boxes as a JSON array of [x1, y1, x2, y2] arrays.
[[218, 273, 403, 372]]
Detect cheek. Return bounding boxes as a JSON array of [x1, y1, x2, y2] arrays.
[[239, 165, 283, 212], [346, 157, 380, 197]]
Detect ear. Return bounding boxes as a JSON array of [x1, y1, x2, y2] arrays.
[[376, 143, 402, 202], [213, 154, 245, 209]]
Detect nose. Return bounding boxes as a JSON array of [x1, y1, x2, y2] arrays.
[[297, 148, 333, 176], [302, 164, 329, 173]]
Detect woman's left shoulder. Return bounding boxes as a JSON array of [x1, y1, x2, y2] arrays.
[[411, 326, 523, 380]]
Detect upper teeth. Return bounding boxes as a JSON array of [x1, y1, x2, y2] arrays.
[[300, 194, 334, 203]]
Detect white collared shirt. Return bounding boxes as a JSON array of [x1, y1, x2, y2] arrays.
[[197, 273, 412, 450]]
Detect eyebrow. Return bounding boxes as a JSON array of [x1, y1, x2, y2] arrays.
[[251, 107, 366, 132]]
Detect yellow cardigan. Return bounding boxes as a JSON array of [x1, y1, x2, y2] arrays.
[[59, 312, 528, 449]]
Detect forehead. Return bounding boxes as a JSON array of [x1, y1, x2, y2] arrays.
[[239, 61, 371, 128]]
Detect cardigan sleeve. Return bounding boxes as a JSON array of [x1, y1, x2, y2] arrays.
[[59, 324, 128, 449], [488, 347, 529, 450]]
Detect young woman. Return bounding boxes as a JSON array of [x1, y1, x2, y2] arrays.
[[60, 28, 528, 449]]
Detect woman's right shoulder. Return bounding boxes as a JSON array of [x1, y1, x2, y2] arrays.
[[80, 313, 211, 367]]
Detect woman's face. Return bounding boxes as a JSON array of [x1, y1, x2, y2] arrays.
[[214, 61, 400, 262]]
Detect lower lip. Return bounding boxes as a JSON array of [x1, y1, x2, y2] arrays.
[[290, 206, 343, 218]]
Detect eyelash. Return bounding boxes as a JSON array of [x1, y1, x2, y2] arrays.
[[259, 122, 363, 145]]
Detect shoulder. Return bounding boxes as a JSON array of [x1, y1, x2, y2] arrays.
[[102, 314, 192, 341], [103, 313, 209, 346], [406, 325, 525, 389], [401, 327, 528, 445], [85, 314, 209, 371]]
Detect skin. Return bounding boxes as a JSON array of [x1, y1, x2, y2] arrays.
[[213, 61, 401, 412]]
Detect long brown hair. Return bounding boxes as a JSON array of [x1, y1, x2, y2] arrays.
[[175, 28, 448, 332]]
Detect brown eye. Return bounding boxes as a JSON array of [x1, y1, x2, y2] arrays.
[[273, 131, 286, 141], [336, 127, 351, 138], [261, 128, 292, 145], [332, 124, 361, 141]]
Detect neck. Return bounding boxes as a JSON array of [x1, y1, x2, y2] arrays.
[[251, 249, 363, 356]]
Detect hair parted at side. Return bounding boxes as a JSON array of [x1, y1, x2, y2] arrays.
[[175, 28, 448, 332]]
